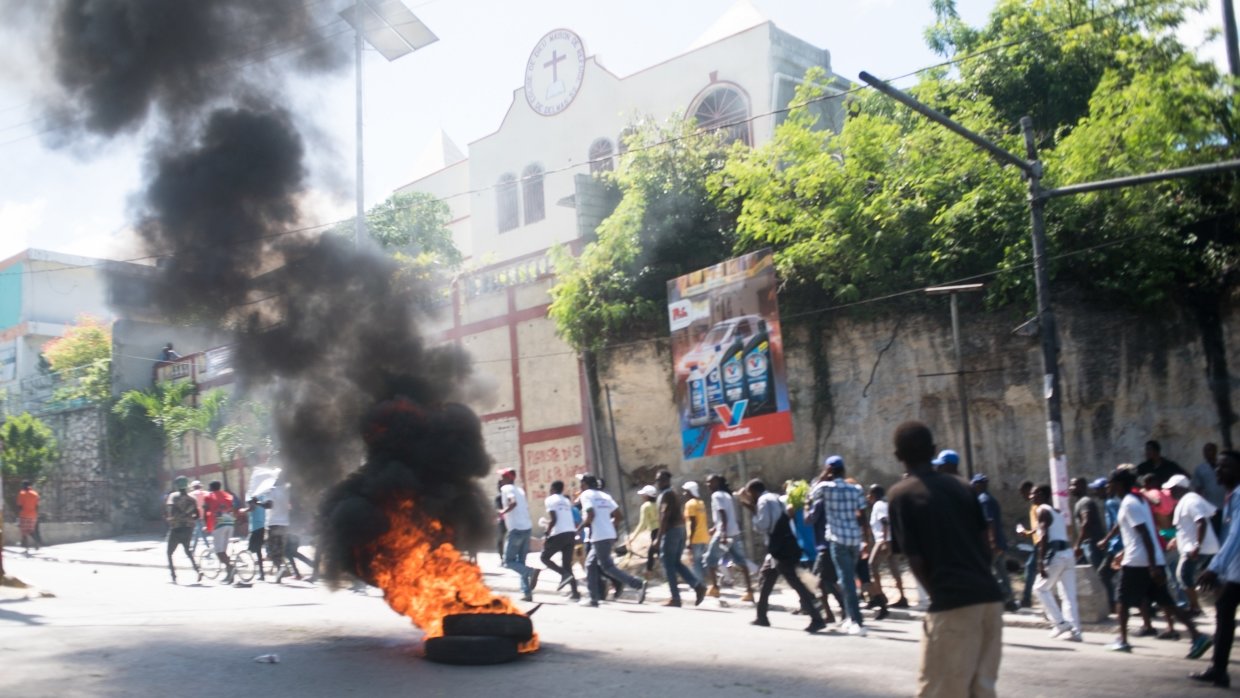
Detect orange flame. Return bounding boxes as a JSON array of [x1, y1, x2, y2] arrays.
[[366, 500, 539, 653]]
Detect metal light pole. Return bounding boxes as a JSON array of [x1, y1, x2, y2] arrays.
[[926, 283, 984, 478], [340, 0, 440, 247]]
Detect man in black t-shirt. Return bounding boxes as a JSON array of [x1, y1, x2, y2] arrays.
[[1136, 440, 1186, 487], [888, 421, 1004, 698]]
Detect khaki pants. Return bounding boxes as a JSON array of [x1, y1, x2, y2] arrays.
[[918, 601, 1003, 698]]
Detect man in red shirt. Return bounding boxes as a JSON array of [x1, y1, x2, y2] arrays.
[[16, 481, 41, 551], [203, 480, 237, 583]]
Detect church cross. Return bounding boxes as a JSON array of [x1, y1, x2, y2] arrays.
[[544, 50, 566, 81]]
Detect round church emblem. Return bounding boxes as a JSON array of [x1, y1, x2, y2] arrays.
[[524, 29, 587, 117]]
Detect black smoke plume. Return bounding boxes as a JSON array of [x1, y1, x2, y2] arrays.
[[41, 0, 496, 578]]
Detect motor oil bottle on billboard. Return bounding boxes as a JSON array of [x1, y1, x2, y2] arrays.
[[705, 344, 725, 414], [686, 364, 711, 426], [743, 319, 776, 416], [720, 335, 749, 413]]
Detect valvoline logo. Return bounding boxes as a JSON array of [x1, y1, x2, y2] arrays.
[[714, 400, 748, 427]]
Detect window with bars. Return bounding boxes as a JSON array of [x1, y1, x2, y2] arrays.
[[588, 138, 614, 173], [691, 86, 751, 146], [522, 163, 545, 224]]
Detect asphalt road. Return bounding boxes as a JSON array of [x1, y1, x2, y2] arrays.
[[0, 541, 1227, 697]]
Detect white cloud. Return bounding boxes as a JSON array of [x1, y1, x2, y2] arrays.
[[0, 198, 47, 260]]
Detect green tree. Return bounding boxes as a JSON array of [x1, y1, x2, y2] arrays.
[[334, 191, 462, 268], [40, 314, 112, 404], [0, 412, 59, 482], [113, 381, 197, 452], [549, 116, 741, 351]]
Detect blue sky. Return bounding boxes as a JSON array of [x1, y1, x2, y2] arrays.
[[0, 0, 1227, 263]]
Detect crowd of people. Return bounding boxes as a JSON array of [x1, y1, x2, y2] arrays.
[[493, 430, 1240, 696]]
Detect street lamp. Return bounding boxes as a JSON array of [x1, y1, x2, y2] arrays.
[[925, 283, 984, 477], [339, 0, 439, 247]]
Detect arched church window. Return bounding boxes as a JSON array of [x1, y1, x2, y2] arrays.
[[497, 172, 519, 232], [588, 138, 614, 174], [691, 86, 751, 146], [522, 163, 545, 224]]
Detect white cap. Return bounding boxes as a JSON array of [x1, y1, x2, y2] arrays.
[[1163, 474, 1191, 490], [681, 481, 701, 498], [638, 485, 658, 498]]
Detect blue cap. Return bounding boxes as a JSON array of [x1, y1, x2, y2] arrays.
[[970, 473, 988, 484], [932, 449, 960, 468], [1089, 477, 1109, 490], [825, 455, 845, 470]]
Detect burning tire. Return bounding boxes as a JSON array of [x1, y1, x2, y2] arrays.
[[423, 636, 520, 665], [442, 613, 534, 641]]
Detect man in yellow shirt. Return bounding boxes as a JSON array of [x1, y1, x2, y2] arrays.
[[628, 485, 660, 577], [683, 481, 710, 580]]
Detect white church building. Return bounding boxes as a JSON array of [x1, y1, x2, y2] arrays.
[[400, 4, 848, 522]]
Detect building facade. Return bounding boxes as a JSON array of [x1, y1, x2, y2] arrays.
[[399, 10, 847, 524]]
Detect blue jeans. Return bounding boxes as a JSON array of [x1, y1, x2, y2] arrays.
[[830, 542, 863, 625], [503, 527, 534, 595], [660, 526, 701, 602], [704, 530, 749, 569], [1022, 548, 1037, 606], [689, 542, 707, 580], [586, 538, 642, 603]]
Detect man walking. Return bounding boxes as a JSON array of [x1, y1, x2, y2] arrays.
[[741, 478, 826, 633], [188, 480, 209, 553], [1105, 467, 1211, 656], [1032, 484, 1082, 642], [497, 468, 539, 601], [703, 474, 754, 600], [164, 476, 202, 583], [867, 484, 904, 617], [653, 470, 707, 607], [16, 481, 41, 551], [577, 474, 645, 607], [1167, 473, 1219, 616], [1137, 440, 1187, 487], [1191, 449, 1240, 688], [888, 421, 1004, 698], [266, 474, 295, 582], [242, 495, 267, 582], [1192, 442, 1225, 534], [541, 480, 580, 600], [973, 474, 1018, 612], [203, 480, 237, 584], [682, 481, 710, 581], [807, 456, 869, 634]]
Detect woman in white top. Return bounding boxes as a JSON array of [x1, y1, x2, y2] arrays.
[[1032, 484, 1082, 641]]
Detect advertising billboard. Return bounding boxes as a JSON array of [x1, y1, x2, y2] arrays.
[[667, 249, 793, 459]]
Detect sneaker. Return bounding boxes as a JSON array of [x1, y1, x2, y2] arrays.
[[1105, 640, 1133, 653], [522, 592, 533, 602], [1189, 668, 1230, 688], [662, 599, 682, 607], [891, 598, 910, 609], [1188, 635, 1214, 660], [638, 580, 648, 605], [740, 591, 754, 602], [875, 607, 890, 621], [694, 584, 707, 606], [1004, 600, 1021, 613], [706, 585, 721, 598], [528, 569, 541, 589], [1157, 629, 1181, 641], [578, 599, 599, 607], [1049, 622, 1072, 639], [805, 618, 827, 634], [848, 623, 867, 637], [1064, 632, 1083, 642], [1135, 626, 1157, 638], [751, 618, 771, 627]]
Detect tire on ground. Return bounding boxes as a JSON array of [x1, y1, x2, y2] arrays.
[[423, 635, 520, 665], [442, 613, 534, 641]]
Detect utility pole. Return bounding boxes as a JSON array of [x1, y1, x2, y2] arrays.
[[925, 283, 984, 478], [355, 24, 365, 247], [858, 71, 1240, 513], [1224, 0, 1240, 78]]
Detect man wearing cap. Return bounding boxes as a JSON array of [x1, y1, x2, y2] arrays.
[[807, 455, 870, 635], [653, 470, 707, 607], [1191, 449, 1240, 688], [1167, 473, 1219, 616], [972, 474, 1018, 612], [682, 481, 710, 581], [933, 449, 961, 476], [1032, 484, 1082, 641], [497, 468, 540, 601], [627, 484, 661, 578], [165, 477, 202, 583]]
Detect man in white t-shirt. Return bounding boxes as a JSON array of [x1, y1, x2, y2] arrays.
[[702, 473, 754, 600], [576, 474, 645, 607], [266, 477, 295, 582], [1107, 467, 1210, 656], [867, 484, 903, 618], [540, 480, 580, 600], [497, 468, 539, 601], [1032, 484, 1081, 641], [1167, 474, 1219, 616]]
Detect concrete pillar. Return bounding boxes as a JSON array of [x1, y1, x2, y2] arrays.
[[1073, 563, 1110, 623]]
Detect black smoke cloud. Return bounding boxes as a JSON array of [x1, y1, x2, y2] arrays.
[[41, 1, 496, 576]]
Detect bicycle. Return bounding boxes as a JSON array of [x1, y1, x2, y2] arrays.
[[198, 536, 257, 584]]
